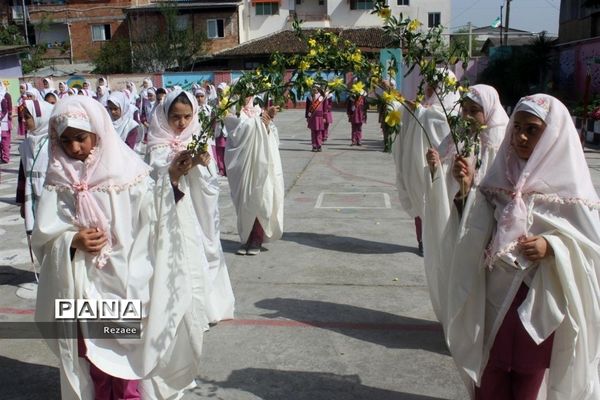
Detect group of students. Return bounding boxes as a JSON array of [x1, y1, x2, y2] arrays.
[[394, 77, 600, 398], [12, 75, 284, 398]]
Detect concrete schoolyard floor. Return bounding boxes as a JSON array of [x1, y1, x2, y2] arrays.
[[0, 110, 598, 399]]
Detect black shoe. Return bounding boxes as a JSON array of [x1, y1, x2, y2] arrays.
[[356, 142, 362, 146], [317, 147, 323, 152], [312, 147, 317, 152], [418, 241, 424, 257]]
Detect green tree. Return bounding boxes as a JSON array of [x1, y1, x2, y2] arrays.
[[129, 2, 208, 72], [0, 23, 47, 74], [93, 39, 133, 74], [450, 28, 481, 57]]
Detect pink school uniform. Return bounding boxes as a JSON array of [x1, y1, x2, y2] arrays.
[[323, 95, 333, 141], [346, 94, 367, 146], [305, 93, 326, 151]]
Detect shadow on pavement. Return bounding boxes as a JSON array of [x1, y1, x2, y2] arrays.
[[282, 232, 419, 255], [0, 355, 60, 399], [0, 265, 37, 287], [254, 298, 448, 355], [194, 368, 446, 400]]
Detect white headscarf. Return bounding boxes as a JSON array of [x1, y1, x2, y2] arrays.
[[147, 90, 199, 155], [0, 81, 6, 102], [46, 96, 151, 267], [107, 91, 139, 141], [57, 81, 69, 99], [19, 99, 54, 231], [96, 85, 109, 106], [24, 83, 43, 101], [126, 81, 138, 103], [481, 94, 600, 263]]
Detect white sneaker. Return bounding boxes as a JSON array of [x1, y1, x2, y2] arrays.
[[247, 245, 261, 256], [236, 246, 247, 255]]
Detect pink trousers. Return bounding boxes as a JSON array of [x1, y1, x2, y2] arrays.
[[351, 123, 363, 144], [475, 284, 554, 400], [311, 129, 323, 148], [78, 336, 140, 399], [1, 130, 11, 163], [246, 218, 265, 247], [213, 145, 226, 176]]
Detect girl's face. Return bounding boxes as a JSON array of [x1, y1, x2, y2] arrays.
[[107, 101, 122, 121], [511, 111, 546, 160], [45, 94, 57, 104], [59, 83, 65, 91], [168, 101, 194, 134], [43, 80, 50, 88], [26, 93, 35, 100], [23, 109, 35, 131], [59, 127, 97, 161], [196, 94, 205, 105], [461, 98, 485, 126], [20, 85, 26, 95], [83, 82, 89, 89], [148, 92, 156, 102]]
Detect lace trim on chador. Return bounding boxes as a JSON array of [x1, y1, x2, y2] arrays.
[[481, 187, 600, 210], [484, 240, 519, 270], [44, 171, 150, 193]]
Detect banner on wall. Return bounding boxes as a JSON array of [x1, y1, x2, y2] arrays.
[[379, 48, 403, 89], [162, 73, 214, 91]]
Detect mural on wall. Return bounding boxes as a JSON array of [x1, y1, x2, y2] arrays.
[[66, 76, 86, 89], [162, 73, 214, 91], [1, 78, 22, 108]]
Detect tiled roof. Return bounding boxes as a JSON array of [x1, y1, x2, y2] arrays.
[[215, 27, 393, 57]]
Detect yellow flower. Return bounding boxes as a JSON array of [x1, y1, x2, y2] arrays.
[[328, 77, 345, 89], [444, 75, 457, 88], [317, 45, 326, 54], [378, 7, 391, 19], [385, 109, 402, 127], [309, 49, 317, 57], [351, 81, 365, 94], [331, 36, 338, 45], [458, 85, 469, 93], [308, 38, 317, 47], [219, 96, 230, 110], [382, 90, 405, 104], [299, 60, 311, 72], [407, 19, 422, 32], [305, 77, 315, 87], [264, 82, 272, 89], [221, 86, 230, 96], [351, 51, 362, 64], [479, 124, 488, 130]]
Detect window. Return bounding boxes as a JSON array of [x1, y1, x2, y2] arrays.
[[256, 2, 279, 15], [428, 12, 441, 28], [350, 0, 373, 10], [91, 24, 111, 41], [207, 19, 225, 39], [295, 0, 302, 4], [318, 0, 324, 5], [397, 0, 409, 5], [176, 15, 189, 31]]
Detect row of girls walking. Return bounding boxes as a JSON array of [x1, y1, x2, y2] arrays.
[[12, 80, 284, 398], [393, 77, 600, 399]]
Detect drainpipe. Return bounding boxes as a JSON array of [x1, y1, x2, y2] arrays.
[[67, 22, 73, 64]]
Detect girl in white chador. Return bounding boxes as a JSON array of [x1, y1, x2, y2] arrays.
[[17, 99, 54, 234], [392, 70, 460, 255], [422, 84, 508, 324], [146, 90, 234, 324], [107, 91, 140, 150], [224, 97, 284, 256], [33, 95, 205, 400], [448, 94, 600, 399]]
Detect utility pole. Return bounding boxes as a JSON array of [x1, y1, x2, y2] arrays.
[[21, 0, 30, 46], [504, 0, 511, 46], [467, 21, 472, 58], [500, 4, 503, 46]]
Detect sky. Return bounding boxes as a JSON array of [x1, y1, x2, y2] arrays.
[[451, 0, 561, 35]]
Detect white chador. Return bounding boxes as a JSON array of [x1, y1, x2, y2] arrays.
[[224, 100, 284, 244], [32, 96, 204, 400], [146, 90, 234, 326], [422, 84, 508, 326], [444, 95, 600, 398], [18, 99, 54, 233], [392, 70, 460, 219]]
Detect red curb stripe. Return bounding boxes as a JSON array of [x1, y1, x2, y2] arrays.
[[0, 307, 35, 315]]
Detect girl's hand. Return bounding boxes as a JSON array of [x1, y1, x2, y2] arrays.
[[169, 151, 194, 185], [426, 148, 440, 170], [453, 155, 474, 196], [72, 228, 108, 254], [518, 236, 554, 261], [267, 105, 279, 119], [193, 151, 211, 167], [261, 112, 272, 127]]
